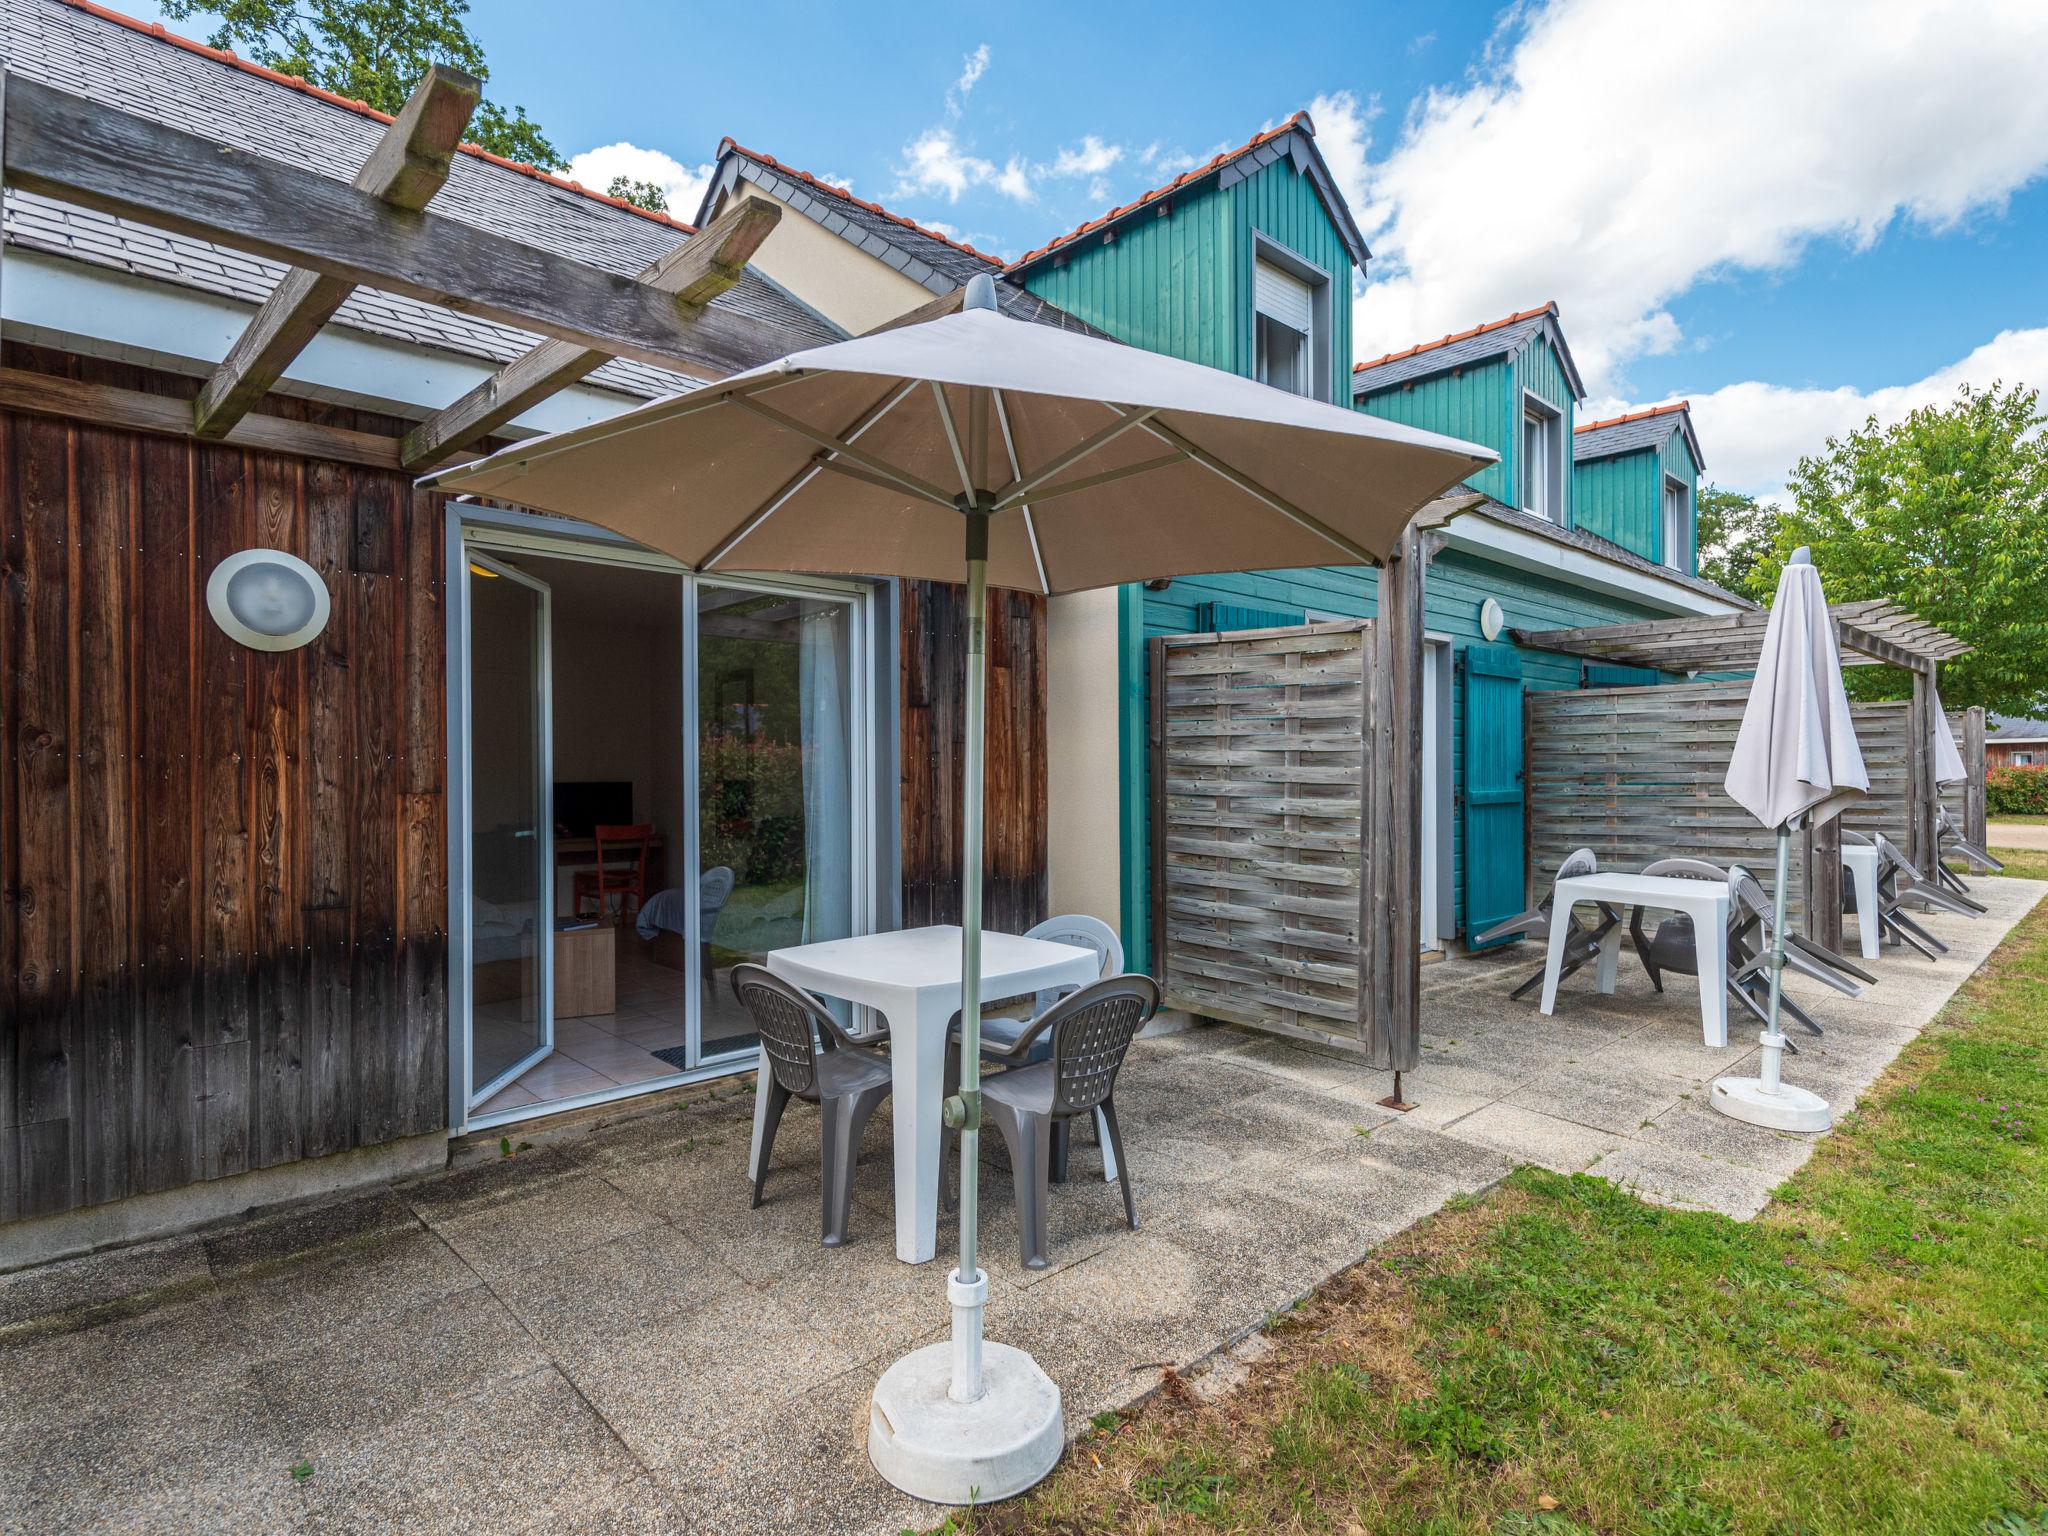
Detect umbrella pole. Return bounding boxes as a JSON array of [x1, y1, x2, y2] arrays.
[[868, 503, 1063, 1507], [1711, 813, 1831, 1132], [951, 510, 989, 1403]]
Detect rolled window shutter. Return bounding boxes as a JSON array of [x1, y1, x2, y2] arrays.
[[1253, 261, 1313, 333]]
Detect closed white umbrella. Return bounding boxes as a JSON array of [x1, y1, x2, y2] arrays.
[[1714, 548, 1869, 1132], [424, 273, 1494, 1505], [1932, 684, 1968, 786]]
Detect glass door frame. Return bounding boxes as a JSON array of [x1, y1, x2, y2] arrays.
[[462, 551, 556, 1108], [445, 507, 880, 1133]]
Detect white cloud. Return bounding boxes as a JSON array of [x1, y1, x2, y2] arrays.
[[565, 142, 712, 219], [1050, 136, 1123, 179], [1345, 0, 2048, 393], [1151, 141, 1230, 179], [947, 43, 991, 117], [1592, 326, 2048, 498], [1305, 91, 1371, 214], [895, 130, 1036, 204]]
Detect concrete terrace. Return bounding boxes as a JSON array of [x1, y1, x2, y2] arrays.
[[2, 877, 2039, 1535]]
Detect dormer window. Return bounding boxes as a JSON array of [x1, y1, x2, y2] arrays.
[[1252, 243, 1329, 401], [1662, 476, 1690, 570], [1522, 396, 1563, 522]]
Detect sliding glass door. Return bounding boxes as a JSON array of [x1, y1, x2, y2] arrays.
[[695, 581, 861, 1060], [465, 554, 554, 1105]]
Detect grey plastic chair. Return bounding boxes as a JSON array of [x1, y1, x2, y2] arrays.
[[959, 974, 1158, 1271], [963, 914, 1125, 1181], [1472, 847, 1620, 1000], [1627, 857, 1733, 994], [1932, 807, 1997, 910], [1725, 866, 1871, 1040], [731, 963, 892, 1248], [1851, 833, 1977, 960]]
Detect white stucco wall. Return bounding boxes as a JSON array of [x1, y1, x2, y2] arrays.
[[1046, 587, 1123, 934], [714, 186, 936, 337]]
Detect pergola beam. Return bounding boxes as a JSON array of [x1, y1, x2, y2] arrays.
[[1514, 600, 1969, 674], [398, 198, 783, 468], [192, 66, 480, 439], [3, 73, 803, 379]]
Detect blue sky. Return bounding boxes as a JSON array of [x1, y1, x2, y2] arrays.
[[131, 0, 2048, 496]]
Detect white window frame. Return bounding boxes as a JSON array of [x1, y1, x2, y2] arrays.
[[1521, 394, 1563, 523], [1662, 476, 1691, 571], [1251, 236, 1332, 402]]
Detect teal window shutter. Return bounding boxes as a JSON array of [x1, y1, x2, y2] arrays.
[[1193, 601, 1305, 633], [1584, 663, 1660, 688], [1461, 645, 1525, 946]]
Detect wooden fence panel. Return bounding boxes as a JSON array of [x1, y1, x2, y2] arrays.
[[1152, 623, 1372, 1047]]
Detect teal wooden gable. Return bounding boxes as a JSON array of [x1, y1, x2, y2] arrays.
[[1571, 413, 1702, 572], [1019, 151, 1355, 405], [1354, 324, 1580, 524]]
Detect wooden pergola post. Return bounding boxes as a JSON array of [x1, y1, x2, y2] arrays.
[[1364, 524, 1425, 1094], [1909, 661, 1940, 873], [1964, 706, 1990, 871]]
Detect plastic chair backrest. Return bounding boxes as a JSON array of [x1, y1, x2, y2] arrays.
[[1641, 857, 1728, 883], [1045, 975, 1159, 1117], [1025, 913, 1123, 1012], [729, 963, 836, 1097]]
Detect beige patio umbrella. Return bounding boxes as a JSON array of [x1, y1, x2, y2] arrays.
[[422, 273, 1494, 1504]]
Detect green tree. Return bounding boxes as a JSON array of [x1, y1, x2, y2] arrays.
[[160, 0, 565, 169], [1694, 483, 1777, 601], [1765, 382, 2048, 715], [606, 176, 668, 214]]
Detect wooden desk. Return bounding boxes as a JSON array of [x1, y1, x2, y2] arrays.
[[555, 922, 617, 1018]]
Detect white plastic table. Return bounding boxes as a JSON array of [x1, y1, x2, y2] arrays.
[[1841, 843, 1882, 961], [1540, 872, 1732, 1046], [751, 925, 1101, 1264]]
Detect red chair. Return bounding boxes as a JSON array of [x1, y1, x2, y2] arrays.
[[573, 824, 654, 922]]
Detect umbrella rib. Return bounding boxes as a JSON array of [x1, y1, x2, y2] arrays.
[[1020, 452, 1188, 507], [929, 382, 977, 501], [991, 407, 1158, 511], [735, 394, 959, 508], [701, 379, 920, 570], [990, 389, 1049, 595], [1124, 412, 1381, 567]]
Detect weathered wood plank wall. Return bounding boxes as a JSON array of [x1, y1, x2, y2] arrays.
[[1, 344, 447, 1226], [899, 580, 1048, 936]]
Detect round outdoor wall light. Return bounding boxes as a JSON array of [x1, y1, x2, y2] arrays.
[[1478, 596, 1506, 642], [206, 548, 331, 652]]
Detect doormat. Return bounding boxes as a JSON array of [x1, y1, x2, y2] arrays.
[[652, 1037, 757, 1072]]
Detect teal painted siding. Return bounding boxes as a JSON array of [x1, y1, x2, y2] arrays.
[[1511, 335, 1576, 526], [1022, 177, 1241, 372], [1356, 361, 1514, 505], [1571, 448, 1661, 559], [1660, 429, 1700, 576], [1236, 155, 1355, 403]]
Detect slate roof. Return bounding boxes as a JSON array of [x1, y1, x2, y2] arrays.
[[1006, 111, 1371, 274], [1989, 715, 2048, 742], [1574, 400, 1705, 471], [1, 0, 843, 403], [1351, 303, 1588, 401]]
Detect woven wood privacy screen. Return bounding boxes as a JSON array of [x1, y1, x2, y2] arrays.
[[1149, 622, 1379, 1050], [1525, 684, 1988, 921]]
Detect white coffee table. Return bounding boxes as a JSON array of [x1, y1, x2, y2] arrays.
[[1540, 872, 1731, 1046], [1841, 843, 1882, 960], [752, 925, 1101, 1264]]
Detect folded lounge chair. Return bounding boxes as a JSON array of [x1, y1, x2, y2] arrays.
[[1846, 832, 1978, 960], [1472, 847, 1621, 1001], [1932, 806, 1998, 910]]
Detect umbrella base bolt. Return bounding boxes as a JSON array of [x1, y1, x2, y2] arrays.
[[1378, 1071, 1417, 1113]]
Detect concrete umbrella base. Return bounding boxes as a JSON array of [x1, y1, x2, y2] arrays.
[[869, 1339, 1064, 1506], [1711, 1031, 1832, 1133]]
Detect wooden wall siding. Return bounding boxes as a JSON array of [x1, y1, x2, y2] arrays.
[[1511, 335, 1577, 526], [1358, 360, 1514, 508], [1571, 449, 1659, 563], [1659, 429, 1699, 576], [1, 345, 447, 1226], [1524, 685, 1952, 925], [899, 579, 1048, 936], [1236, 155, 1357, 404]]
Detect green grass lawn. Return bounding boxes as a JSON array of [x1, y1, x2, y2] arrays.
[[953, 877, 2048, 1536]]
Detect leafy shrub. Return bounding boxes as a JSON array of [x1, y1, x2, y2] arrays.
[[700, 733, 807, 882], [1987, 766, 2048, 816]]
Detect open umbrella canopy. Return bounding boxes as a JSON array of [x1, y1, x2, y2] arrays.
[[422, 293, 1495, 589], [1725, 551, 1871, 833]]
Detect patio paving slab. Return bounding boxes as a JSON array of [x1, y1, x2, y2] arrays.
[[1, 876, 2036, 1536]]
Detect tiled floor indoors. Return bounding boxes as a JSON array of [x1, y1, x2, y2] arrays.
[[2, 876, 2039, 1535], [477, 939, 763, 1116]]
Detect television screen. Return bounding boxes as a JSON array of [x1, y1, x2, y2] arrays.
[[554, 780, 633, 840]]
